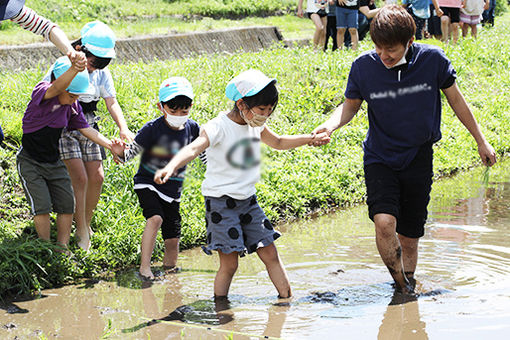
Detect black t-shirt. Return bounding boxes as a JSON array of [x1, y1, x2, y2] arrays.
[[22, 126, 63, 163], [359, 0, 376, 9], [337, 0, 359, 10]]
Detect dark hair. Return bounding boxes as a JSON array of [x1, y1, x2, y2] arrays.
[[235, 80, 279, 112], [370, 5, 415, 47], [162, 95, 193, 110], [50, 72, 56, 82], [71, 38, 112, 69]]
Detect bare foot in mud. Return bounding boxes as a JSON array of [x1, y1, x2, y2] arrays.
[[139, 267, 155, 281]]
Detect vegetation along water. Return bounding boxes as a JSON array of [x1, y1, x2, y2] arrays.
[[1, 9, 509, 299]]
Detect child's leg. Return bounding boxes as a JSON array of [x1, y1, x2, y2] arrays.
[[56, 213, 73, 247], [163, 238, 179, 268], [440, 15, 450, 42], [214, 250, 239, 297], [83, 160, 104, 229], [461, 22, 469, 37], [310, 13, 326, 48], [348, 28, 359, 50], [140, 215, 163, 279], [336, 27, 346, 49], [470, 23, 477, 38], [33, 214, 51, 240], [256, 243, 292, 298], [63, 158, 91, 250], [451, 22, 460, 43]]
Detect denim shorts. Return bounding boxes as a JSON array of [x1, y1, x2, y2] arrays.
[[336, 6, 358, 29], [202, 195, 281, 256], [364, 143, 433, 238]]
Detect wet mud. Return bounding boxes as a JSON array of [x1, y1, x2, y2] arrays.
[[1, 160, 509, 339]]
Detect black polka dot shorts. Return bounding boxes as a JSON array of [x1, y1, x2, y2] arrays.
[[202, 195, 281, 256]]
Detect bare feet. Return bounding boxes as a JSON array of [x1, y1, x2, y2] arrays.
[[76, 231, 91, 251], [139, 267, 155, 280]]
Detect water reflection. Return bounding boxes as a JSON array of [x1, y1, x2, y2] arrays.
[[378, 301, 428, 340]]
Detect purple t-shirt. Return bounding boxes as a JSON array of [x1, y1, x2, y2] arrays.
[[21, 81, 89, 163], [22, 81, 89, 134]]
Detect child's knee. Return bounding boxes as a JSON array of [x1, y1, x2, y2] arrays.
[[89, 169, 104, 186], [147, 215, 163, 228]]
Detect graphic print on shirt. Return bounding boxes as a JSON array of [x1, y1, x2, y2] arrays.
[[146, 136, 183, 179], [226, 137, 261, 170]]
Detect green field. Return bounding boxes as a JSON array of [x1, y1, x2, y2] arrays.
[[0, 0, 311, 45], [1, 8, 510, 297]]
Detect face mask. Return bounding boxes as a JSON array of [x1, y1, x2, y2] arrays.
[[384, 42, 411, 69], [240, 109, 268, 127], [164, 109, 189, 128]]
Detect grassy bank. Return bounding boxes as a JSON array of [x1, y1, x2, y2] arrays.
[[0, 0, 308, 45], [1, 16, 510, 297]]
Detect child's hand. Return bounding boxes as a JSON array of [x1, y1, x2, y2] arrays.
[[110, 138, 126, 163], [154, 167, 176, 185], [310, 132, 331, 146], [119, 128, 135, 143], [70, 51, 87, 72]]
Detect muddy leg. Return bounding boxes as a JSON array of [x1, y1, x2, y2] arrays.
[[398, 234, 419, 288], [374, 213, 412, 293], [214, 250, 238, 297]]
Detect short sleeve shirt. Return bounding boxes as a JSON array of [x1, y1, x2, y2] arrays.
[[21, 81, 89, 162], [133, 117, 200, 201], [345, 43, 456, 170], [201, 112, 265, 200]]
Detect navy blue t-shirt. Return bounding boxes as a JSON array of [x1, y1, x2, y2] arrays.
[[345, 43, 456, 170], [133, 117, 200, 201]]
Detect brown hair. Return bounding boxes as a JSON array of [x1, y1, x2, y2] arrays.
[[370, 5, 416, 47]]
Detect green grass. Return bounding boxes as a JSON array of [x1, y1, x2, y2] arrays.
[[1, 14, 510, 298], [0, 0, 306, 45]]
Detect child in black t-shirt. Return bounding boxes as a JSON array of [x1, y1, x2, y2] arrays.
[[112, 77, 200, 280]]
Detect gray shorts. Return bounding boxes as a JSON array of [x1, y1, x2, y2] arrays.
[[16, 147, 75, 215], [202, 195, 281, 256], [59, 112, 105, 161]]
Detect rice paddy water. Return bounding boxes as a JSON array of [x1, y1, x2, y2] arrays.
[[1, 159, 509, 339]]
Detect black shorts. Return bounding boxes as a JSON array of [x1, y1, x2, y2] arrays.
[[135, 188, 181, 239], [440, 7, 460, 23], [364, 143, 433, 238], [307, 8, 328, 18]]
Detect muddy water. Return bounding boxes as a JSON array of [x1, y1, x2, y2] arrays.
[[2, 160, 509, 339]]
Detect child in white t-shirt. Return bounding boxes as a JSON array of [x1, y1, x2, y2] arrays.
[[154, 69, 330, 299], [461, 0, 489, 38]]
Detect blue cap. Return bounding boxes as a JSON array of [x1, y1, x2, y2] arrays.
[[0, 0, 25, 21], [81, 21, 116, 58], [51, 56, 94, 95], [159, 77, 194, 103], [225, 69, 276, 101]]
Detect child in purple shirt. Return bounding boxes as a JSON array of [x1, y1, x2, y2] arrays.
[[17, 54, 114, 251]]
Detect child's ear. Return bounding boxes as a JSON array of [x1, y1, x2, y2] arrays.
[[157, 102, 164, 113], [235, 99, 247, 111]]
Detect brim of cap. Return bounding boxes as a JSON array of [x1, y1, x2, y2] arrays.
[[85, 44, 116, 58], [243, 78, 276, 98], [160, 91, 194, 103], [68, 84, 95, 95], [0, 0, 25, 20]]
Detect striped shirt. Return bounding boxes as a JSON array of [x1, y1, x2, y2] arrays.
[[10, 6, 56, 40]]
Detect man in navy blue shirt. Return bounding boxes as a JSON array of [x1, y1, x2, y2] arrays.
[[313, 5, 496, 296]]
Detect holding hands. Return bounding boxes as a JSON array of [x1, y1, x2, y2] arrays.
[[110, 138, 126, 164], [68, 51, 87, 72]]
